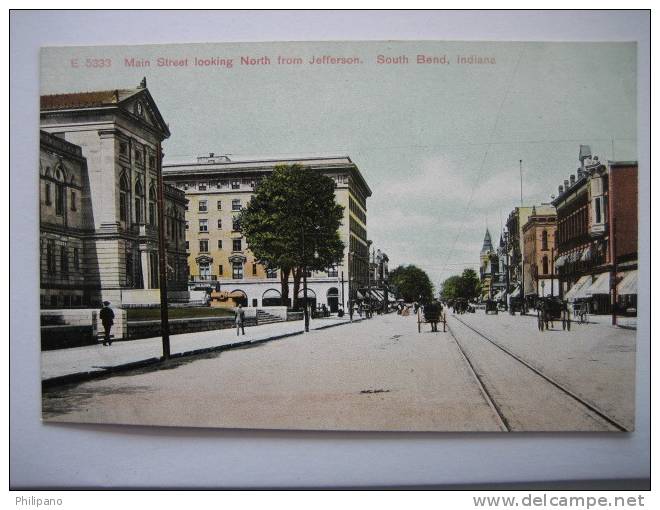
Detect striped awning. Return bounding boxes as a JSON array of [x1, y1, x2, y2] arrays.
[[564, 275, 593, 301], [585, 272, 610, 295], [617, 270, 637, 295]]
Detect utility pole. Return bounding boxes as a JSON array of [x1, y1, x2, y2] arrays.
[[519, 159, 526, 314], [156, 142, 170, 359], [504, 230, 510, 311], [301, 228, 309, 332]]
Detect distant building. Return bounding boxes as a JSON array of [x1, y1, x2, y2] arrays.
[[505, 204, 555, 300], [551, 146, 637, 315], [479, 229, 500, 300], [522, 205, 558, 299], [39, 79, 189, 308], [163, 154, 372, 312]]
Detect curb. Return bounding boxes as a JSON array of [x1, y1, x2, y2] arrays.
[[41, 320, 357, 389]]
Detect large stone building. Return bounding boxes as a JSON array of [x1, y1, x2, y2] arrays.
[[39, 79, 188, 308], [505, 204, 555, 301], [162, 154, 372, 312], [551, 146, 638, 315], [522, 205, 558, 299]]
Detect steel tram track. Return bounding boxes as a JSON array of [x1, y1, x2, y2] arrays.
[[448, 315, 629, 432]]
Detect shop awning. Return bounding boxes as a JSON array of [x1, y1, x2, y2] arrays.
[[554, 255, 566, 268], [585, 272, 610, 295], [580, 246, 593, 262], [564, 275, 592, 301], [371, 290, 384, 302], [509, 287, 521, 298], [617, 270, 637, 295], [492, 290, 505, 301]]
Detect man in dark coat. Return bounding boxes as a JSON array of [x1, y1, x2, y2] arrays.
[[99, 301, 115, 346], [235, 304, 246, 336]]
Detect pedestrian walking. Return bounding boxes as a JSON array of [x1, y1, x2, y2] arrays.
[[348, 299, 354, 322], [235, 304, 246, 336], [99, 301, 115, 346]]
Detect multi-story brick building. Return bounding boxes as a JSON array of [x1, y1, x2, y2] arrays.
[[39, 79, 188, 308], [551, 145, 637, 315], [522, 205, 558, 300], [163, 154, 372, 312], [505, 204, 555, 301]]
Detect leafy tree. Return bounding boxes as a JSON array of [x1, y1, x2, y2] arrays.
[[440, 275, 463, 301], [389, 264, 434, 303], [239, 164, 345, 307], [440, 268, 482, 302], [460, 268, 481, 301]]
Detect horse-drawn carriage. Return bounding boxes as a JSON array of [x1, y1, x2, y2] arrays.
[[418, 301, 446, 333], [485, 299, 499, 315], [452, 298, 475, 314], [508, 296, 524, 315], [536, 296, 571, 331]]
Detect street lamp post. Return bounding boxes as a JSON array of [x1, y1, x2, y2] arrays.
[[504, 229, 510, 311], [340, 270, 345, 312], [366, 240, 373, 319]]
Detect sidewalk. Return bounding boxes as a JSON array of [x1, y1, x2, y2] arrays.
[[41, 316, 358, 384], [518, 311, 637, 329]]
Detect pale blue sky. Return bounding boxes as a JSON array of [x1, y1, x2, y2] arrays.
[[41, 41, 637, 288]]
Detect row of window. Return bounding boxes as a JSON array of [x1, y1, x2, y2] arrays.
[[196, 199, 242, 212], [194, 239, 244, 253], [41, 294, 84, 308], [119, 172, 186, 242], [349, 195, 366, 224], [196, 262, 337, 280], [192, 216, 241, 232], [119, 139, 156, 170], [43, 181, 77, 216], [180, 179, 258, 191], [557, 206, 589, 246], [44, 241, 80, 275], [349, 216, 367, 243]]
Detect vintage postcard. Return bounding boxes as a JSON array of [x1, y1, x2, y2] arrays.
[[39, 40, 638, 431]]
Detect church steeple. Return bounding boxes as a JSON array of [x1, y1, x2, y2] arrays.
[[481, 229, 493, 255]]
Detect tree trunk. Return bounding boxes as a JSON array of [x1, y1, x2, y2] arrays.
[[292, 267, 302, 309], [280, 267, 291, 307]]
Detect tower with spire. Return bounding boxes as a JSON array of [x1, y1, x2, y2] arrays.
[[479, 228, 500, 300]]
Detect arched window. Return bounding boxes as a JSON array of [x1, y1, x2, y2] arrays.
[[119, 173, 130, 222], [148, 185, 157, 225], [54, 165, 66, 216], [541, 230, 548, 251], [134, 179, 144, 224]]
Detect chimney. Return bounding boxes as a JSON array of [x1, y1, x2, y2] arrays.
[[209, 152, 214, 157], [558, 185, 564, 194], [577, 168, 584, 179], [570, 174, 576, 186], [564, 179, 569, 189]]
